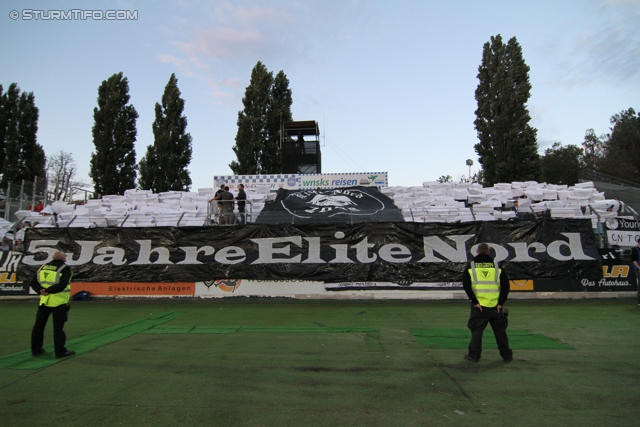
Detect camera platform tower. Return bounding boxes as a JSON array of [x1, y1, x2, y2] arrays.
[[281, 120, 321, 174]]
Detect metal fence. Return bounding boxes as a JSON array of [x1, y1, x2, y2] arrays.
[[2, 177, 47, 222], [206, 199, 253, 225]]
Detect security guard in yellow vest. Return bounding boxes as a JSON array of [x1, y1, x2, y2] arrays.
[[30, 251, 75, 358], [462, 243, 513, 363]]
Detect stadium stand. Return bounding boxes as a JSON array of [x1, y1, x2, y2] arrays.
[[5, 180, 637, 230]]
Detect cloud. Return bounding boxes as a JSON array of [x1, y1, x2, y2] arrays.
[[549, 0, 640, 86], [156, 1, 378, 103], [178, 27, 273, 62], [157, 53, 188, 70]]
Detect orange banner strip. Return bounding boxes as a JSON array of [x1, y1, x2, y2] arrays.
[[72, 282, 195, 296]]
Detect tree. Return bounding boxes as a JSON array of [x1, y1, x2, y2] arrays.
[[437, 175, 453, 183], [47, 151, 86, 201], [580, 108, 640, 184], [0, 83, 19, 183], [474, 35, 539, 186], [581, 129, 606, 173], [230, 61, 293, 175], [0, 84, 6, 175], [90, 72, 138, 196], [539, 142, 583, 185], [603, 108, 640, 184], [0, 83, 46, 189], [263, 70, 293, 173], [139, 73, 192, 192], [17, 91, 45, 181], [459, 170, 483, 184]]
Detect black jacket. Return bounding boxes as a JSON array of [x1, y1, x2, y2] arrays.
[[462, 253, 510, 306], [631, 245, 640, 271]]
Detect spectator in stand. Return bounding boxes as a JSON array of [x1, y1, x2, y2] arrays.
[[631, 239, 640, 306], [214, 186, 235, 224], [209, 184, 226, 215], [235, 184, 247, 224], [28, 201, 45, 212], [1, 237, 12, 251], [14, 221, 31, 252]]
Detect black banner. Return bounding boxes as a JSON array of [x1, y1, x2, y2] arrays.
[[0, 251, 29, 295], [256, 186, 404, 224], [19, 219, 601, 284]]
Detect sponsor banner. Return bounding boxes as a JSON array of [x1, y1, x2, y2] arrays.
[[0, 251, 29, 295], [213, 172, 388, 191], [0, 282, 29, 295], [18, 220, 601, 286], [510, 279, 534, 291], [196, 279, 326, 296], [214, 174, 297, 191], [325, 282, 462, 291], [256, 186, 403, 224], [604, 218, 640, 247], [533, 277, 636, 292], [71, 282, 196, 296], [587, 248, 637, 291], [298, 172, 388, 189]]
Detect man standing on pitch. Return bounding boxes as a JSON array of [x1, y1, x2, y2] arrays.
[[30, 250, 75, 358], [462, 243, 513, 363]]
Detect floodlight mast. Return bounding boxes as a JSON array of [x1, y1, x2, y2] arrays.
[[466, 159, 474, 180]]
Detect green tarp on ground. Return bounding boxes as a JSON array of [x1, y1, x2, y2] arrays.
[[0, 312, 182, 370], [1, 318, 569, 371], [411, 328, 573, 350], [0, 315, 378, 370], [142, 326, 379, 334]]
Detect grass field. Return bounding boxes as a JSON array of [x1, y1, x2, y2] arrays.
[[1, 298, 639, 427]]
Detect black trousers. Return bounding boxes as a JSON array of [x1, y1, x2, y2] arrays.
[[31, 304, 69, 356], [237, 207, 246, 224], [467, 304, 512, 361]]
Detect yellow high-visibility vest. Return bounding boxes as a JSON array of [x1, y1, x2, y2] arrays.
[[469, 261, 500, 307], [37, 264, 71, 307]]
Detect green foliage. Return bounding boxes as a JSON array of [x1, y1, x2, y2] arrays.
[[139, 73, 193, 192], [437, 174, 453, 183], [581, 108, 640, 184], [90, 72, 138, 196], [0, 83, 46, 188], [459, 170, 483, 184], [603, 108, 640, 183], [474, 35, 539, 186], [230, 62, 293, 175], [539, 142, 583, 185], [0, 83, 7, 175], [581, 129, 606, 173]]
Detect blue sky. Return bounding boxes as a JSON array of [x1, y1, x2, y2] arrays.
[[1, 0, 638, 192]]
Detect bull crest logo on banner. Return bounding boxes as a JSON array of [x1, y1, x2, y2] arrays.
[[203, 279, 241, 293], [605, 218, 619, 230], [282, 188, 387, 218]]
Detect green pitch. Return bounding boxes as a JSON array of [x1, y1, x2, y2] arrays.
[[1, 298, 638, 426]]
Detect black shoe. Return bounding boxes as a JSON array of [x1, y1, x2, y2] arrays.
[[32, 349, 45, 357], [504, 357, 513, 363], [464, 354, 479, 363], [55, 351, 75, 358]]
